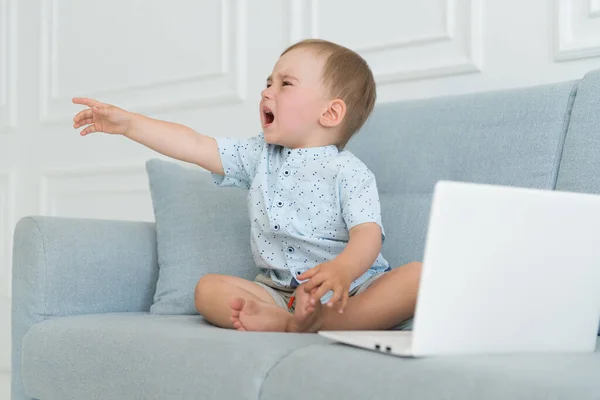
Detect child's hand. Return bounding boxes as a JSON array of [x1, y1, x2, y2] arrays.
[[297, 261, 353, 314], [72, 98, 132, 136]]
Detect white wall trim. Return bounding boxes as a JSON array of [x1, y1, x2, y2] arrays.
[[0, 372, 10, 392], [39, 0, 248, 123], [0, 0, 17, 132], [288, 0, 452, 50], [0, 295, 10, 373], [589, 0, 600, 17], [287, 0, 483, 84], [40, 164, 150, 217], [0, 302, 10, 374], [554, 0, 600, 61], [287, 0, 318, 44], [0, 172, 14, 298]]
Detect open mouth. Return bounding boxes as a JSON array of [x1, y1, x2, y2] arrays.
[[263, 106, 275, 125]]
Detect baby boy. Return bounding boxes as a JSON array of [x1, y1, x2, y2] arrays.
[[72, 39, 422, 333]]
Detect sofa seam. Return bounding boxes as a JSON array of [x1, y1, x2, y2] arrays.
[[550, 83, 578, 190], [28, 217, 49, 320], [256, 344, 320, 400]]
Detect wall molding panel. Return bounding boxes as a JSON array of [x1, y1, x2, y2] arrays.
[[287, 0, 483, 84], [0, 0, 17, 132], [0, 173, 13, 298], [40, 0, 248, 123], [555, 0, 600, 61], [40, 165, 154, 222]]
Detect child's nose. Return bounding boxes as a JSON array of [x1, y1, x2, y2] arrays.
[[261, 87, 273, 99]]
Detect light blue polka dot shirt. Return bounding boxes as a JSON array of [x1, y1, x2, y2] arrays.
[[212, 133, 390, 299]]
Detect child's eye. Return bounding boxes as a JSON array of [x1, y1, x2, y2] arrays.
[[282, 81, 292, 86], [266, 83, 272, 88]]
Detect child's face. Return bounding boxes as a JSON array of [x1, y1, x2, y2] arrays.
[[260, 47, 332, 148]]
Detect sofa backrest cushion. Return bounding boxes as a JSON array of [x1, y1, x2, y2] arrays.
[[347, 81, 578, 266]]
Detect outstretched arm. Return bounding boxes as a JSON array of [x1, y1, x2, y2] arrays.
[[72, 97, 223, 174]]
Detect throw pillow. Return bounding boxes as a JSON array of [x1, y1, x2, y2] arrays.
[[146, 158, 256, 314]]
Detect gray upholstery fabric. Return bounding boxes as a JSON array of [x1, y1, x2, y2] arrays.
[[12, 72, 600, 400], [347, 81, 577, 267], [12, 217, 158, 400], [261, 340, 600, 400], [556, 70, 600, 194], [21, 314, 329, 400], [146, 160, 256, 314]]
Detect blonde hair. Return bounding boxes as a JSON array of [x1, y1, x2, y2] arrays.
[[281, 39, 376, 149]]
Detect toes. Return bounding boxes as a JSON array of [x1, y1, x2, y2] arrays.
[[232, 321, 243, 330], [230, 297, 245, 311]]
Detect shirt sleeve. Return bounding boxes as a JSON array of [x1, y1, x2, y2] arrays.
[[339, 164, 386, 242], [211, 134, 265, 189]]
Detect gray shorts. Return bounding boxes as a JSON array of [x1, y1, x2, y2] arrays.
[[253, 272, 385, 313], [253, 271, 414, 330]]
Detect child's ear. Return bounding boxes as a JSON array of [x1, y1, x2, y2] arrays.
[[320, 99, 346, 128]]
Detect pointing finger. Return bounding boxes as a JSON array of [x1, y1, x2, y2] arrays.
[[72, 97, 102, 108]]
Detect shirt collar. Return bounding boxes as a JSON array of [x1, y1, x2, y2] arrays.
[[282, 145, 339, 160]]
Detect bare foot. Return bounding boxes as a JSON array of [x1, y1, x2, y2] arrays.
[[229, 298, 291, 332], [287, 285, 323, 333]]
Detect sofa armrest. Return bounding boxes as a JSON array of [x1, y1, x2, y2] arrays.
[[11, 216, 158, 400]]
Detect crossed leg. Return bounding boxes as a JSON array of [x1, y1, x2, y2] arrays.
[[313, 262, 422, 331], [195, 261, 422, 333], [194, 274, 290, 331]]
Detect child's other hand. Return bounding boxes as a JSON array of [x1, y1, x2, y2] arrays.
[[297, 261, 352, 314], [72, 98, 132, 136]]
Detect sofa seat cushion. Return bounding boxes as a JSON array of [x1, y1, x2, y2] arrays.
[[261, 340, 600, 400], [21, 313, 329, 400]]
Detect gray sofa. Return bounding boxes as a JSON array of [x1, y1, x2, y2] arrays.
[[12, 70, 600, 399]]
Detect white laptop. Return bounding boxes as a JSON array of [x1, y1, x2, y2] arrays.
[[318, 180, 600, 357]]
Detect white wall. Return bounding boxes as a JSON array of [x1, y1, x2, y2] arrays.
[[1, 0, 600, 375]]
